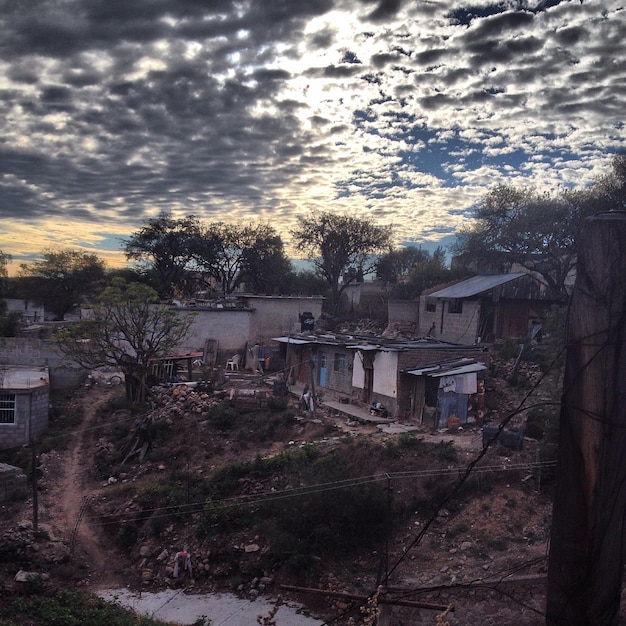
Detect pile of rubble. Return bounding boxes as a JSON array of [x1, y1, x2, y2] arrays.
[[149, 381, 276, 418], [150, 384, 221, 418]]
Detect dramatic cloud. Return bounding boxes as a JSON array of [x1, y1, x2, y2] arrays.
[[0, 0, 624, 268]]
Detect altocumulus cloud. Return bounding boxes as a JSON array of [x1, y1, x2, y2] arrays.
[[0, 0, 624, 266]]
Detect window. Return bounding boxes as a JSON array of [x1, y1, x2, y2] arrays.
[[425, 298, 436, 313], [0, 393, 16, 424], [334, 353, 346, 372], [448, 299, 463, 314]]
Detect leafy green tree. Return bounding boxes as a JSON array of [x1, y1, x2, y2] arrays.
[[283, 269, 328, 296], [124, 213, 203, 298], [240, 227, 293, 294], [452, 185, 597, 298], [194, 222, 289, 295], [377, 246, 433, 284], [386, 246, 456, 299], [591, 153, 626, 211], [0, 251, 21, 335], [18, 248, 106, 319], [55, 279, 194, 403], [0, 299, 22, 336], [0, 249, 11, 297], [291, 211, 392, 313]]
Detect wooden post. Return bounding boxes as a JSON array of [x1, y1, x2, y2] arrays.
[[29, 394, 38, 533], [546, 211, 626, 625], [31, 436, 38, 533], [309, 353, 317, 418]]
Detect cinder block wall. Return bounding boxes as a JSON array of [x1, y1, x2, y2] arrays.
[[388, 300, 418, 325], [0, 386, 49, 450], [0, 463, 28, 502], [0, 338, 82, 388], [418, 300, 480, 344]]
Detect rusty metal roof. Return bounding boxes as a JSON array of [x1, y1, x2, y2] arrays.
[[427, 273, 526, 299]]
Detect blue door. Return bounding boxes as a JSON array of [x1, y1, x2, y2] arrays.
[[319, 353, 327, 387]]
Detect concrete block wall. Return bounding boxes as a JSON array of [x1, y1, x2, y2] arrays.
[[419, 299, 480, 344], [29, 387, 49, 440], [173, 308, 253, 362], [388, 300, 419, 325], [0, 337, 82, 389], [245, 296, 324, 344], [0, 463, 28, 503], [0, 387, 49, 450]]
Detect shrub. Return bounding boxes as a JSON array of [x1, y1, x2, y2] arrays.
[[196, 498, 248, 539], [447, 521, 470, 538], [118, 522, 139, 549], [0, 589, 169, 626], [205, 405, 239, 430], [432, 441, 458, 463], [397, 433, 421, 449]]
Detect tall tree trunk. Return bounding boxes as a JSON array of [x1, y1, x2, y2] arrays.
[[546, 211, 626, 625]]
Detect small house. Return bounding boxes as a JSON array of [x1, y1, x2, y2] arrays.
[[0, 366, 50, 450], [273, 333, 356, 401], [420, 273, 558, 344], [273, 333, 487, 422], [349, 339, 487, 421], [403, 357, 487, 428]]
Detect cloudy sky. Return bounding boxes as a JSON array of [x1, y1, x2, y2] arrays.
[[0, 0, 624, 271]]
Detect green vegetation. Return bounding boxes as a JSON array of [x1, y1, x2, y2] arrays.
[[0, 589, 169, 626], [16, 249, 107, 320], [291, 210, 393, 314], [432, 441, 459, 463]]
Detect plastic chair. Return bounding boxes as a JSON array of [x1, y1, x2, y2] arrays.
[[226, 354, 240, 371]]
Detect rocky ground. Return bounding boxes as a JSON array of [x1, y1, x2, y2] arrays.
[[0, 352, 564, 625]]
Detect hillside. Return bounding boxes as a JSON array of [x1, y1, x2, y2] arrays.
[[0, 351, 561, 625]]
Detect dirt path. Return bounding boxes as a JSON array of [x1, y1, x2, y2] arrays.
[[40, 386, 122, 589]]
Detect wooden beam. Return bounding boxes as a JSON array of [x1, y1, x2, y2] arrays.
[[546, 211, 626, 625], [280, 584, 453, 612]]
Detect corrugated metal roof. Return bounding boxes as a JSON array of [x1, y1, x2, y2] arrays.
[[272, 336, 313, 345], [428, 273, 526, 299], [407, 362, 487, 377]]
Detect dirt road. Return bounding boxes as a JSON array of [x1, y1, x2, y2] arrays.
[[39, 386, 122, 588]]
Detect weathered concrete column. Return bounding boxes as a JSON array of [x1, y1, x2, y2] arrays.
[[546, 211, 626, 625]]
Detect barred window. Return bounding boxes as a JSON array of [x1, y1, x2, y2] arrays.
[[425, 298, 436, 313], [334, 353, 346, 372], [0, 393, 16, 424]]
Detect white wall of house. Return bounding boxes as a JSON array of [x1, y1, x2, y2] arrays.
[[352, 351, 365, 388], [373, 350, 399, 398], [351, 349, 399, 399]]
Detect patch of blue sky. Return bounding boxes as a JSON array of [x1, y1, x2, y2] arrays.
[[390, 125, 514, 185], [81, 233, 125, 252], [446, 0, 566, 27]]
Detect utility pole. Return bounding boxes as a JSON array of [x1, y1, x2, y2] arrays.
[[546, 211, 626, 625]]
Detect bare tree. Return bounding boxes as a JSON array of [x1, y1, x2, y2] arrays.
[[55, 279, 194, 403]]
